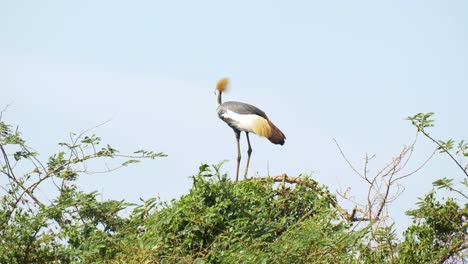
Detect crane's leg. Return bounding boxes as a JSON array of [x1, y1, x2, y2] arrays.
[[244, 132, 252, 180], [235, 131, 241, 182]]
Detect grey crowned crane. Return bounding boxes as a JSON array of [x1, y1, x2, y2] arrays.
[[215, 78, 286, 182]]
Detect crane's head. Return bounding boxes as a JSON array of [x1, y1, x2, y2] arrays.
[[216, 78, 229, 93], [215, 78, 229, 106]]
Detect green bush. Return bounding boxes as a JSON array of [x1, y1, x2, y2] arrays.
[[131, 163, 362, 263], [0, 113, 466, 263]]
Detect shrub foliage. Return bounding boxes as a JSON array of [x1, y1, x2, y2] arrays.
[[0, 113, 466, 263]]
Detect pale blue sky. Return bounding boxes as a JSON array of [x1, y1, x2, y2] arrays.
[[1, 1, 467, 232]]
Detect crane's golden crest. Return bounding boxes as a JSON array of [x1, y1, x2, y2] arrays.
[[216, 78, 230, 92], [252, 116, 272, 138]]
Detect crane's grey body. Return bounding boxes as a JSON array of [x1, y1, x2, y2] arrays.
[[218, 101, 268, 119], [217, 101, 268, 132]]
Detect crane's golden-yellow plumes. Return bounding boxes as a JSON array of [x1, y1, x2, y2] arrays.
[[252, 116, 272, 138], [216, 78, 230, 92]]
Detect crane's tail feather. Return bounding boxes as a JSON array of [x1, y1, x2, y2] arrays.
[[267, 120, 286, 145]]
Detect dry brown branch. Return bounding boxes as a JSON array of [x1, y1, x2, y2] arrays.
[[0, 103, 12, 120], [333, 136, 437, 225], [436, 240, 468, 264]]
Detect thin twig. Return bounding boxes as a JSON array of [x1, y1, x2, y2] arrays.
[[0, 145, 43, 206], [422, 130, 468, 178], [333, 138, 365, 179]]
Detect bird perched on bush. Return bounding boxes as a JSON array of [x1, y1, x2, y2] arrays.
[[215, 78, 286, 181]]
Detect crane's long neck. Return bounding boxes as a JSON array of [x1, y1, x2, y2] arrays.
[[216, 90, 222, 107]]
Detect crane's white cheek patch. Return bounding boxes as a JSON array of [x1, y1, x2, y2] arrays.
[[223, 110, 271, 137]]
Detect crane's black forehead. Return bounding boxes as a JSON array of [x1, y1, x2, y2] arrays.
[[218, 101, 268, 119]]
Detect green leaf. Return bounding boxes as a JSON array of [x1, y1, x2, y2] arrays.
[[122, 159, 140, 166], [432, 178, 454, 189]]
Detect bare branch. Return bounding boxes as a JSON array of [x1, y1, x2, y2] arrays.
[[333, 138, 365, 179], [0, 102, 13, 120], [0, 145, 43, 206], [333, 133, 440, 227], [421, 130, 468, 178]]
